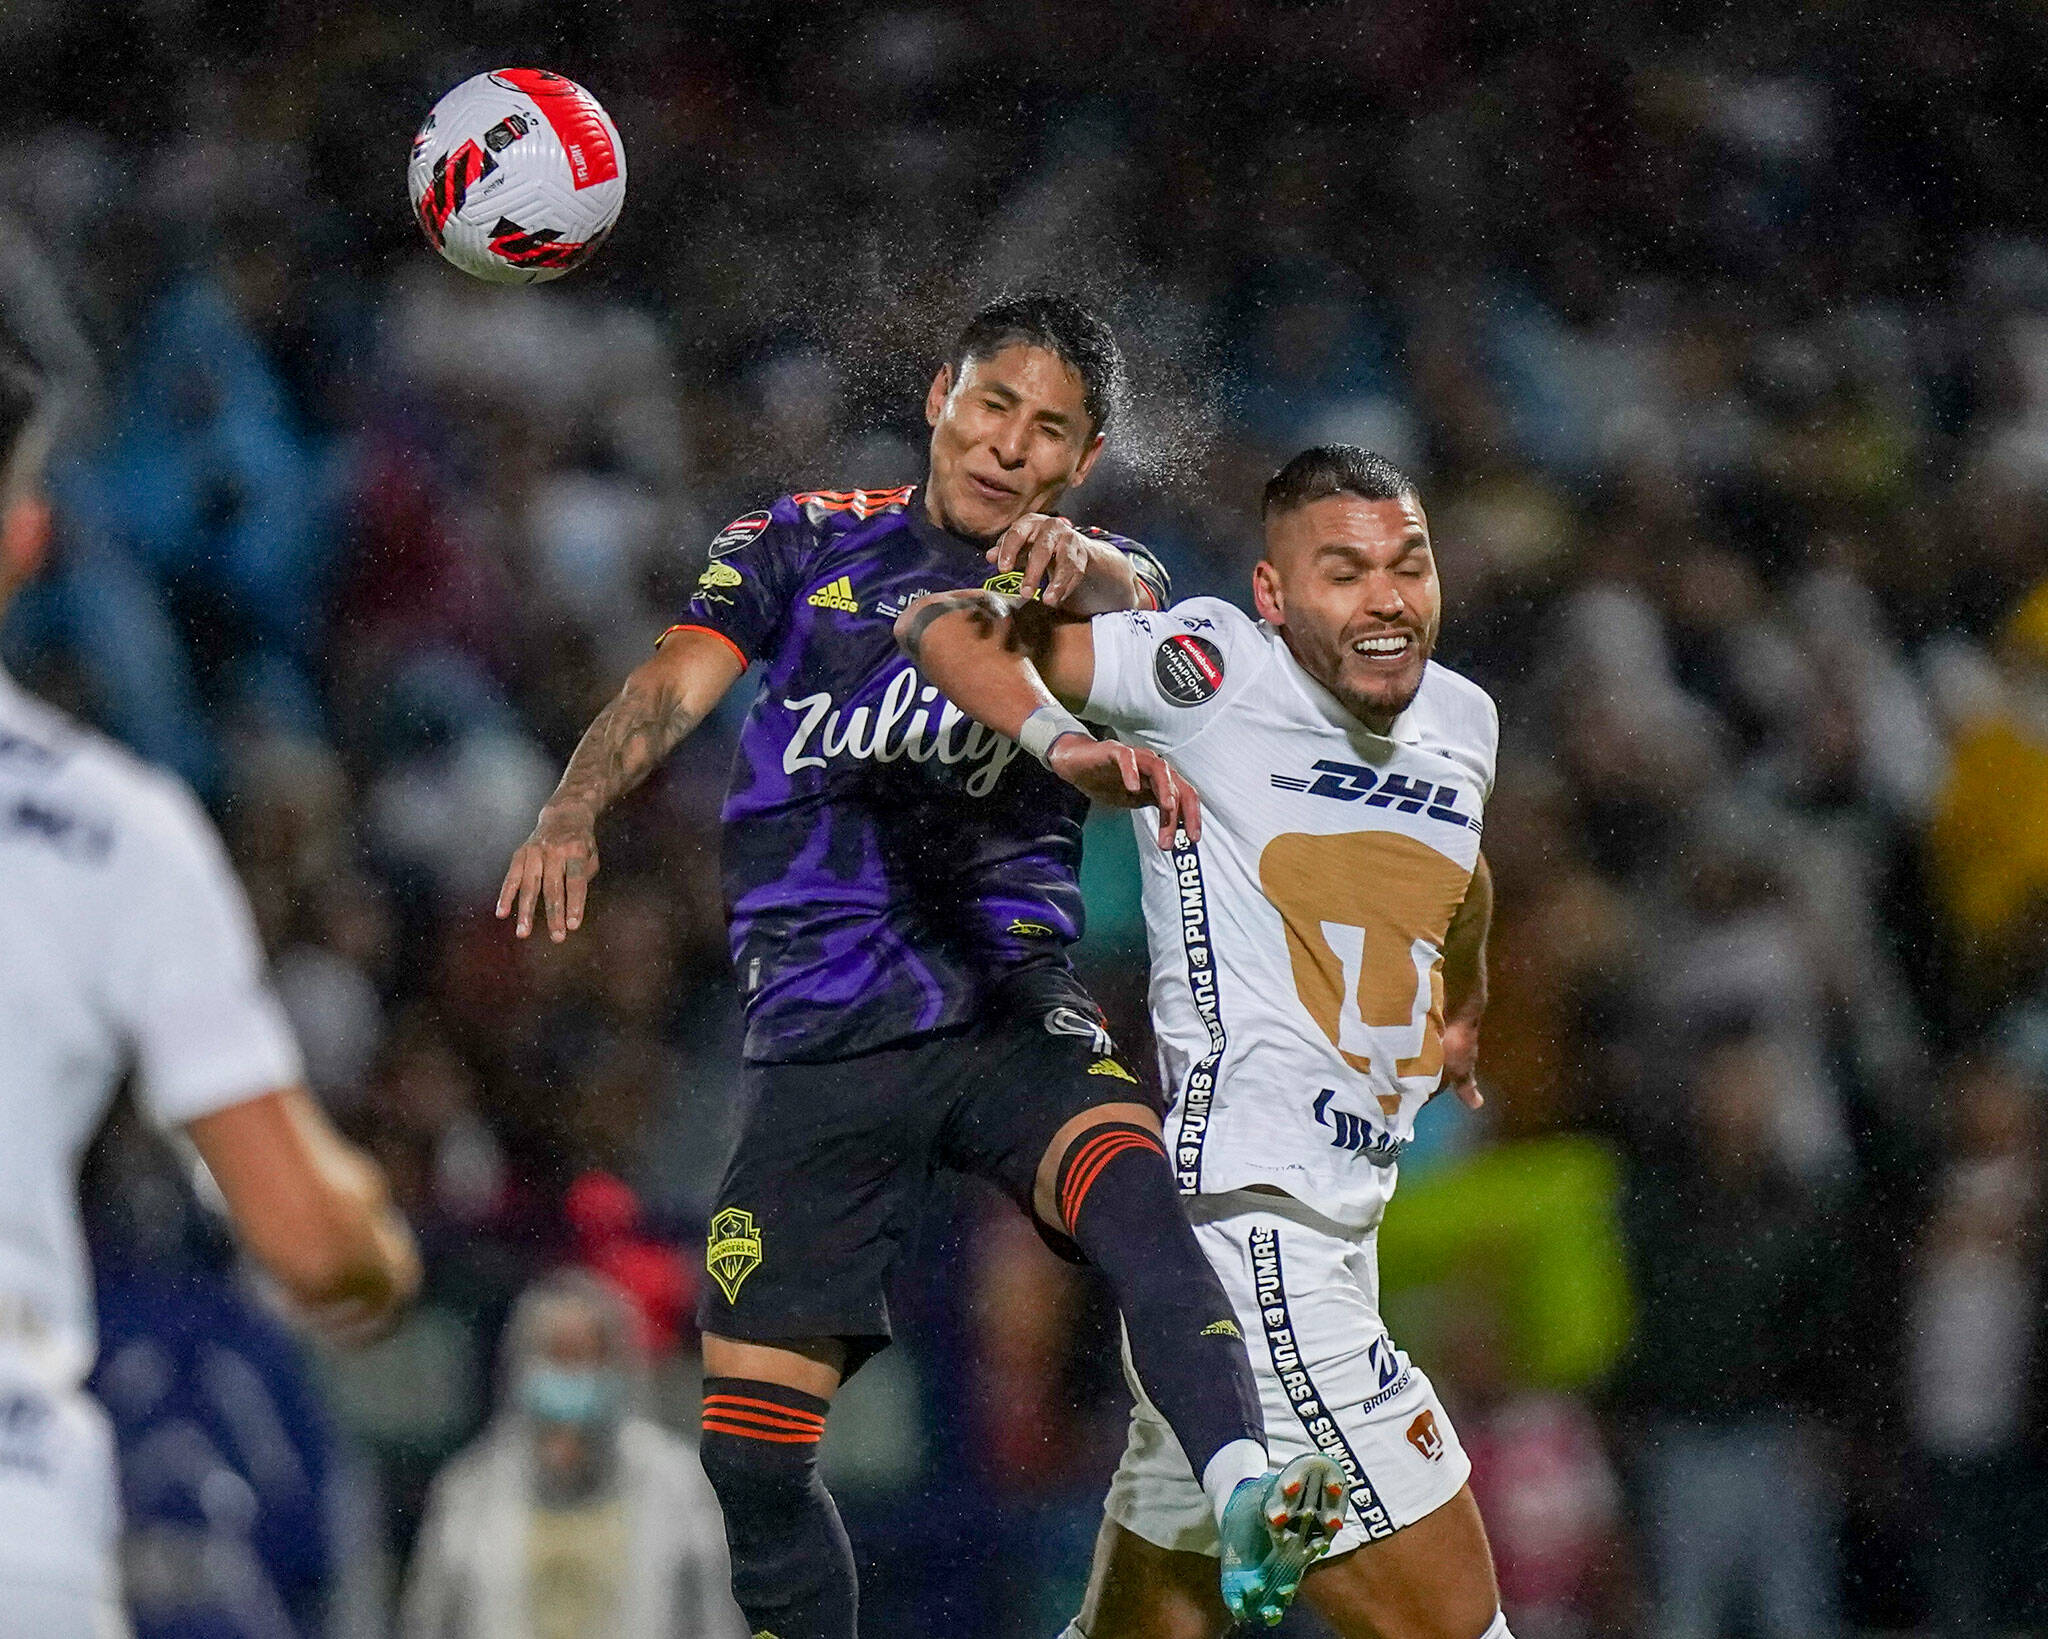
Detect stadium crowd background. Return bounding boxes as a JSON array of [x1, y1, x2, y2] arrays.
[[0, 1, 2043, 1635]]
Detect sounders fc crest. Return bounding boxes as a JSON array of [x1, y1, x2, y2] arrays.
[[707, 1208, 764, 1303]]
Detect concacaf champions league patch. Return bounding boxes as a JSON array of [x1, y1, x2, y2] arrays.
[[1154, 633, 1225, 705], [708, 510, 772, 558]]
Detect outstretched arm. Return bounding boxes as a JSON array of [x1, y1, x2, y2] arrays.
[[896, 592, 1198, 847], [498, 628, 746, 941], [1437, 852, 1493, 1110]]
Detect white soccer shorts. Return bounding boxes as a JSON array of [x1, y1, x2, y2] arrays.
[[0, 1370, 128, 1639], [1105, 1188, 1470, 1560]]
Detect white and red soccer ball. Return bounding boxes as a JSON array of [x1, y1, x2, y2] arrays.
[[408, 69, 625, 283]]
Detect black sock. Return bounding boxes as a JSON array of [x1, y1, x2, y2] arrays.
[[1057, 1123, 1266, 1484], [699, 1378, 857, 1639]]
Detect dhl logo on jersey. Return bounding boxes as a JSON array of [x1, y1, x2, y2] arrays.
[[1270, 759, 1481, 833]]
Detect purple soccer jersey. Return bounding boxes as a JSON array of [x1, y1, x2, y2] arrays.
[[672, 485, 1169, 1063]]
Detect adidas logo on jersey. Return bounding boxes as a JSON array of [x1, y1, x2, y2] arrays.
[[805, 576, 860, 613], [1270, 759, 1482, 832]]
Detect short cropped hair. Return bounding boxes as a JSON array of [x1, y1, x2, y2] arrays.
[[1262, 444, 1417, 519], [952, 292, 1123, 435]]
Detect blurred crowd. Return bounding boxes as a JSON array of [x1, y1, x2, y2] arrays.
[[2, 1, 2046, 1635]]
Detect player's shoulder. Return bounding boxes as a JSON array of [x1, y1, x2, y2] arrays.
[[0, 687, 210, 874], [1411, 660, 1500, 761], [1090, 596, 1268, 712]]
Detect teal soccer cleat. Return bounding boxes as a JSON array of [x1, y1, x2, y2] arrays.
[[1217, 1453, 1348, 1626]]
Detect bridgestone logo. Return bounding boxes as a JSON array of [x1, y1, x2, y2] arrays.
[[1249, 1225, 1397, 1541], [1171, 831, 1224, 1192]]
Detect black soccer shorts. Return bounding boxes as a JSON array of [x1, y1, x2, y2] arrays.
[[696, 968, 1155, 1372]]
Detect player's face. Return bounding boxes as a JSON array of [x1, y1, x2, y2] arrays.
[[1255, 492, 1440, 732], [923, 344, 1104, 541]]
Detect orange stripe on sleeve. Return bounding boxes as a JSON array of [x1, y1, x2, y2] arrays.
[[657, 623, 749, 668]]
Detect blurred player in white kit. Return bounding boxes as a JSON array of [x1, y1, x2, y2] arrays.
[[902, 445, 1513, 1639], [0, 342, 420, 1636]]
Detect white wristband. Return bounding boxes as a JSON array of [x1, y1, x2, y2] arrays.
[[1017, 702, 1090, 766]]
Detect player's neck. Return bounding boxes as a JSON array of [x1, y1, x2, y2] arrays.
[[1275, 625, 1402, 736]]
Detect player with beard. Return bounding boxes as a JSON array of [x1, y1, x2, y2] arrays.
[[499, 296, 1342, 1638], [899, 445, 1513, 1639]]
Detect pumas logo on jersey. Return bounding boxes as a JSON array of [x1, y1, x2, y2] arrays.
[[782, 666, 1023, 797], [1271, 760, 1481, 833], [1155, 634, 1224, 705], [1407, 1410, 1445, 1461], [1312, 1088, 1405, 1166], [805, 576, 861, 613]]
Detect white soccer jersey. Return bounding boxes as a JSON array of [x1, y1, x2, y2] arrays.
[[1083, 598, 1497, 1231], [0, 668, 303, 1391]]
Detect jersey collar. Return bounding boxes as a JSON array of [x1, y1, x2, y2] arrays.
[[1261, 620, 1427, 746]]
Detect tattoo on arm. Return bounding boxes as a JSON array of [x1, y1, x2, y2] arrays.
[[899, 590, 1063, 665], [898, 591, 1005, 662], [545, 675, 701, 821]]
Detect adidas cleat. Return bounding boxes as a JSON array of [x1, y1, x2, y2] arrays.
[[1217, 1453, 1347, 1626]]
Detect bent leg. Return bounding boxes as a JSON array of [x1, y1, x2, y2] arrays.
[[1303, 1485, 1503, 1639], [1069, 1516, 1230, 1639], [1035, 1103, 1267, 1506], [699, 1334, 857, 1639]]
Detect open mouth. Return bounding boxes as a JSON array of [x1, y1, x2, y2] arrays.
[[1351, 632, 1415, 663], [966, 472, 1018, 502]]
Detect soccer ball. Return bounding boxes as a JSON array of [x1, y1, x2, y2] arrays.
[[408, 69, 626, 284]]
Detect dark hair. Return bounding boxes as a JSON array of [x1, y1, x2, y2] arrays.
[[1262, 444, 1417, 519], [952, 292, 1123, 435]]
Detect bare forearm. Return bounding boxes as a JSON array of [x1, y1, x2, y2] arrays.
[[1443, 853, 1493, 1024], [1063, 546, 1145, 615], [547, 670, 703, 820], [897, 592, 1064, 735]]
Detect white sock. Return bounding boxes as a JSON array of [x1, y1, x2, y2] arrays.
[[1476, 1612, 1512, 1639], [1055, 1626, 1087, 1639], [1202, 1437, 1271, 1528]]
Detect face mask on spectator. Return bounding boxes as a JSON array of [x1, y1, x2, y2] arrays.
[[521, 1365, 623, 1427]]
